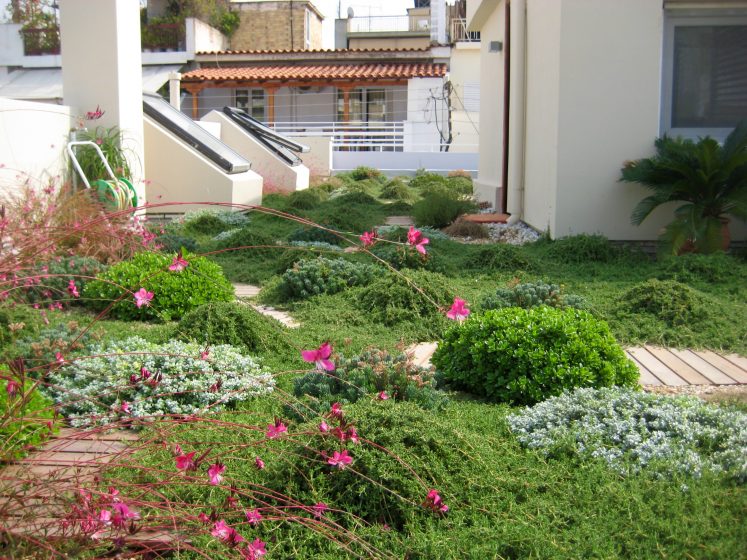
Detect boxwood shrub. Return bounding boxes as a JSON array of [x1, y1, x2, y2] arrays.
[[433, 307, 639, 405], [83, 250, 234, 321]]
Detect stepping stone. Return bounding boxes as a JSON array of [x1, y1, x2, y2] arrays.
[[462, 213, 510, 224], [385, 215, 415, 227], [405, 342, 438, 369], [233, 283, 261, 298], [250, 304, 299, 328]]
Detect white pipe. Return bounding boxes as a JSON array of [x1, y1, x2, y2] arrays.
[[506, 0, 526, 225]]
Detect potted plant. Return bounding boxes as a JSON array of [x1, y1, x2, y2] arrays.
[[621, 120, 747, 254]]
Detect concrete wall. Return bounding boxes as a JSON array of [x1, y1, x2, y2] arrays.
[[348, 36, 431, 50], [0, 24, 24, 67], [143, 115, 263, 212], [0, 97, 74, 196], [448, 42, 481, 153], [334, 151, 478, 173], [405, 77, 449, 151], [202, 110, 309, 193], [290, 136, 332, 176], [187, 17, 229, 54], [471, 2, 504, 208], [231, 1, 323, 51]]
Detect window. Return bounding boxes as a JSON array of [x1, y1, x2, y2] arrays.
[[662, 13, 747, 139], [336, 88, 388, 122], [305, 9, 311, 48], [235, 89, 266, 121]]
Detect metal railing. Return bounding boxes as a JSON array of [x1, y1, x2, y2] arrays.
[[141, 22, 185, 51], [20, 27, 60, 55], [450, 18, 480, 43], [271, 121, 405, 152], [348, 15, 429, 34]]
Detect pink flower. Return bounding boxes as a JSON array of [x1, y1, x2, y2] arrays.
[[211, 519, 232, 541], [346, 427, 360, 444], [5, 379, 20, 398], [85, 105, 105, 120], [67, 279, 80, 298], [407, 226, 430, 255], [312, 502, 328, 519], [446, 297, 470, 322], [175, 451, 197, 471], [169, 253, 189, 272], [424, 489, 449, 513], [133, 288, 154, 308], [55, 351, 64, 365], [198, 512, 210, 523], [207, 463, 226, 486], [245, 508, 263, 526], [301, 342, 335, 372], [329, 402, 343, 419], [111, 503, 139, 527], [265, 420, 288, 439], [140, 366, 151, 379], [359, 230, 377, 247], [319, 421, 329, 433], [200, 349, 210, 360], [378, 391, 389, 400], [327, 450, 353, 470], [254, 456, 265, 470], [99, 509, 112, 524], [243, 538, 267, 559], [120, 401, 131, 414]]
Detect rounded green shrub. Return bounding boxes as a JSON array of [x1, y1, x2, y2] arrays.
[[212, 227, 277, 256], [544, 234, 620, 263], [155, 233, 198, 254], [25, 256, 106, 305], [177, 301, 291, 355], [433, 307, 639, 405], [381, 178, 417, 202], [467, 244, 533, 271], [288, 226, 343, 246], [412, 190, 477, 228], [617, 279, 705, 326], [344, 166, 385, 182], [657, 253, 743, 284], [0, 304, 41, 348], [356, 270, 455, 325], [370, 242, 445, 273], [288, 188, 329, 210], [280, 257, 378, 300], [83, 250, 234, 321], [480, 281, 589, 311]]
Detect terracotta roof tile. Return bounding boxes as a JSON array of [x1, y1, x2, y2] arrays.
[[181, 63, 447, 83], [195, 47, 432, 55]]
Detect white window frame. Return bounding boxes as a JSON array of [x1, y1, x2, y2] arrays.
[[661, 10, 747, 141], [235, 88, 266, 121], [305, 9, 311, 48]]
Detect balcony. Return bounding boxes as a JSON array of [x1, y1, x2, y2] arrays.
[[450, 18, 480, 43], [348, 15, 430, 34], [20, 27, 60, 56], [141, 22, 186, 52]]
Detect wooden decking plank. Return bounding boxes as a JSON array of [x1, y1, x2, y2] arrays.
[[40, 437, 127, 454], [722, 354, 747, 379], [644, 346, 712, 385], [697, 351, 747, 384], [669, 349, 737, 385], [20, 451, 121, 466], [627, 347, 688, 386], [625, 350, 662, 385]]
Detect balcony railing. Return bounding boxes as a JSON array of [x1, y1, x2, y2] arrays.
[[348, 15, 430, 34], [141, 22, 185, 51], [21, 27, 60, 56], [450, 18, 480, 43], [271, 121, 405, 152]]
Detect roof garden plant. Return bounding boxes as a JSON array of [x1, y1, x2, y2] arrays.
[[621, 119, 747, 254]]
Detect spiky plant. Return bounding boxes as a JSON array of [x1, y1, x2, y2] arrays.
[[621, 120, 747, 254]]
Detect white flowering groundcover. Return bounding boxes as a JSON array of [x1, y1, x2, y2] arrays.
[[45, 337, 275, 427], [508, 387, 747, 482]]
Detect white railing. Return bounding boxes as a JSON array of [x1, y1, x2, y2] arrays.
[[271, 121, 405, 152], [450, 18, 480, 43], [348, 15, 429, 33]]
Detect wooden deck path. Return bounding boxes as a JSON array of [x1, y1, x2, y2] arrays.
[[233, 283, 299, 328], [407, 342, 747, 387]]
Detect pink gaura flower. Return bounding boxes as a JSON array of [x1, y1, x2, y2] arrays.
[[133, 288, 154, 308], [85, 105, 105, 120], [140, 366, 151, 379], [312, 501, 329, 519], [329, 402, 343, 419], [112, 503, 139, 527], [346, 427, 360, 444], [120, 401, 131, 414], [446, 297, 470, 322], [424, 489, 449, 513], [200, 348, 210, 360], [359, 229, 377, 247], [198, 512, 211, 523], [245, 508, 263, 526], [243, 538, 267, 559], [169, 252, 189, 272], [301, 342, 335, 372], [407, 226, 430, 255], [55, 351, 64, 365], [175, 451, 197, 471], [319, 420, 329, 433], [6, 379, 20, 398], [99, 509, 112, 524], [265, 420, 288, 439], [67, 279, 80, 298], [211, 519, 232, 541], [378, 391, 389, 400], [208, 463, 226, 486], [327, 450, 353, 470], [254, 456, 265, 470]]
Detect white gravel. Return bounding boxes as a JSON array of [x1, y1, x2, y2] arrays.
[[486, 221, 542, 245]]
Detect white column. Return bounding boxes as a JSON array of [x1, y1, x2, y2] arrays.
[[60, 0, 146, 204], [169, 72, 182, 110]]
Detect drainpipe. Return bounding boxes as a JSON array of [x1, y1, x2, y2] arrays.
[[506, 0, 526, 224]]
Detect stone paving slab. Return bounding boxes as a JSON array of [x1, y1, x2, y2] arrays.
[[384, 215, 415, 227], [232, 283, 300, 328]]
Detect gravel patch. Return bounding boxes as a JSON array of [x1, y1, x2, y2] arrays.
[[486, 221, 542, 245]]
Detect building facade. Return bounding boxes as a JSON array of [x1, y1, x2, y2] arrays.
[[230, 0, 324, 51]]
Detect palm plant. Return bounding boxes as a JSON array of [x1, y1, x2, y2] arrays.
[[621, 120, 747, 254]]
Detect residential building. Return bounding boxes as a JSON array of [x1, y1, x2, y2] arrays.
[[467, 0, 747, 241], [230, 0, 324, 51]]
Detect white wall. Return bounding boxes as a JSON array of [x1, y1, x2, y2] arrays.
[[187, 17, 229, 54], [0, 97, 74, 196], [143, 115, 263, 212], [0, 23, 24, 67], [202, 110, 309, 193], [290, 136, 332, 177], [405, 77, 449, 152], [448, 42, 481, 153]]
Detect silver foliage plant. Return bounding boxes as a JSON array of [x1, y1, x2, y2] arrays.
[[46, 336, 275, 427], [508, 387, 747, 482]]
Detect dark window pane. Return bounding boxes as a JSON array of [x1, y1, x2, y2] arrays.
[[672, 25, 747, 128]]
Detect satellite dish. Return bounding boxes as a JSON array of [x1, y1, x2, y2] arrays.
[[347, 6, 355, 18]]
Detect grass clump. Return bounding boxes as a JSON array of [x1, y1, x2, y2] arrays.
[[176, 301, 291, 355], [480, 281, 589, 311], [509, 387, 747, 482], [412, 189, 476, 228], [287, 226, 344, 246], [657, 253, 744, 284], [544, 234, 620, 263], [341, 166, 386, 183], [433, 307, 639, 405], [442, 217, 490, 239], [466, 244, 534, 271], [279, 257, 378, 300], [287, 188, 329, 210], [380, 178, 417, 203], [618, 279, 705, 327]]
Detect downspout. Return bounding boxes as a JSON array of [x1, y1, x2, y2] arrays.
[[506, 0, 526, 225], [290, 0, 295, 50], [500, 0, 511, 213]]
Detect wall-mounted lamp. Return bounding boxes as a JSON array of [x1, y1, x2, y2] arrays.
[[489, 41, 503, 52]]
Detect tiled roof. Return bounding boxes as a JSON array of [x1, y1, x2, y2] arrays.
[[181, 63, 447, 82], [195, 47, 432, 55]]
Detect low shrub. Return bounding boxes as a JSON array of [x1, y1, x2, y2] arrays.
[[177, 302, 292, 355], [447, 169, 472, 178], [288, 188, 329, 210], [312, 204, 379, 233], [409, 172, 449, 191], [45, 337, 275, 427], [356, 270, 455, 326], [0, 304, 42, 348], [343, 166, 385, 182], [657, 253, 743, 284], [544, 234, 620, 263], [14, 321, 98, 370], [288, 226, 344, 246], [288, 348, 447, 420], [23, 256, 106, 306], [83, 250, 234, 321], [178, 209, 250, 232], [280, 258, 378, 300], [384, 201, 414, 215], [412, 190, 476, 228], [480, 281, 589, 311], [328, 190, 379, 206], [433, 307, 639, 405], [154, 233, 198, 254], [466, 244, 533, 271], [617, 279, 704, 327], [370, 242, 445, 273], [442, 218, 490, 239], [212, 227, 276, 255], [381, 178, 417, 203], [508, 387, 747, 482]]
